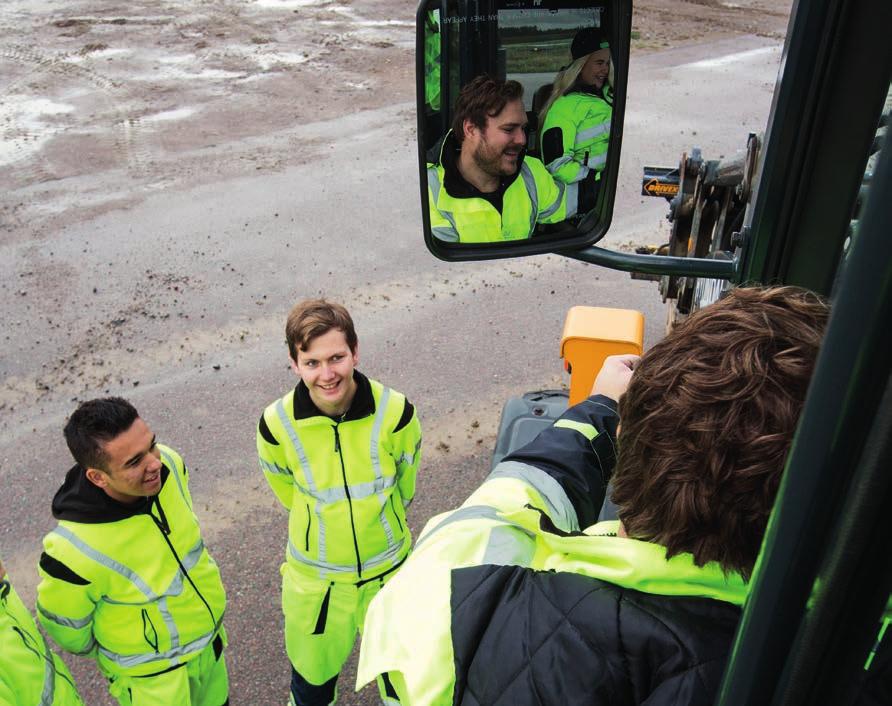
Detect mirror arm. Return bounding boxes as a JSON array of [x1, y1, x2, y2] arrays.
[[560, 246, 739, 279]]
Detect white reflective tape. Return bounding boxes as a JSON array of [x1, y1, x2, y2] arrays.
[[520, 163, 538, 234], [486, 460, 580, 533], [540, 179, 565, 221], [37, 603, 92, 630], [275, 399, 327, 564], [575, 120, 610, 144]]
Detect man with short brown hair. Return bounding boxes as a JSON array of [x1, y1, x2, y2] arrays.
[[358, 286, 829, 705], [427, 74, 574, 243], [258, 298, 422, 706]]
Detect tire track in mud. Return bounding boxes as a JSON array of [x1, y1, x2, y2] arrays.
[[2, 1, 413, 237], [0, 44, 148, 180]]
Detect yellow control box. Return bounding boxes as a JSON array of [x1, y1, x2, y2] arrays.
[[560, 306, 645, 406]]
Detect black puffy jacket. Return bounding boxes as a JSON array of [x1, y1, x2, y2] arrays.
[[450, 563, 740, 705]]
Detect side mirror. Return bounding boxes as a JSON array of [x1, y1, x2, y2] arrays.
[[417, 0, 632, 261]]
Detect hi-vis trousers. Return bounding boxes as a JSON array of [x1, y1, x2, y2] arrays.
[[282, 564, 400, 706]]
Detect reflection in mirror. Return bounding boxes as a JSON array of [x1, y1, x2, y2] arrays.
[[428, 75, 577, 243], [419, 1, 626, 253]]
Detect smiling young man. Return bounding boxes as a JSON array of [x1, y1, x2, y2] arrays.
[[256, 298, 422, 706], [427, 75, 575, 243], [37, 397, 228, 706]]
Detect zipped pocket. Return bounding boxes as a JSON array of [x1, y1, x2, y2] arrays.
[[141, 609, 159, 652], [390, 494, 404, 532], [304, 504, 311, 551]]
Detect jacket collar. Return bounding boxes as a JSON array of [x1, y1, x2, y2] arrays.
[[570, 81, 613, 104], [512, 509, 748, 606], [293, 369, 375, 422], [437, 129, 525, 199], [51, 463, 171, 524]]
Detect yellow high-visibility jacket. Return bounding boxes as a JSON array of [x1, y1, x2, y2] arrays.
[[258, 371, 422, 583], [37, 446, 227, 678], [428, 131, 575, 243], [1, 567, 83, 704]]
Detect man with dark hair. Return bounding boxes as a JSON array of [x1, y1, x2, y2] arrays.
[[37, 397, 229, 706], [428, 74, 574, 243], [358, 286, 829, 704], [257, 299, 422, 706]]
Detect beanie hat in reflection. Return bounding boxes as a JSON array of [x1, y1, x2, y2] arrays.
[[571, 27, 609, 61]]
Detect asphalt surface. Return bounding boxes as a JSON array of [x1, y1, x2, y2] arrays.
[[1, 4, 790, 703]]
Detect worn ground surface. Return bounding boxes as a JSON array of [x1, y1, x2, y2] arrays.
[[2, 1, 791, 703]]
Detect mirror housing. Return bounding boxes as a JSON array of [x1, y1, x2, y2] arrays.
[[417, 0, 632, 261]]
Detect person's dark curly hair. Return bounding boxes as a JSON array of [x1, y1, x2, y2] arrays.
[[610, 286, 829, 579], [451, 75, 524, 145]]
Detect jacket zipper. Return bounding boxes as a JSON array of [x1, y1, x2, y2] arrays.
[[148, 494, 218, 632], [333, 424, 363, 578], [12, 625, 79, 690]]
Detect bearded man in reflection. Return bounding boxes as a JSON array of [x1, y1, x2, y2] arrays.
[[427, 75, 575, 244]]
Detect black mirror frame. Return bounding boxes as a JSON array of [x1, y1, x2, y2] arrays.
[[416, 0, 634, 262]]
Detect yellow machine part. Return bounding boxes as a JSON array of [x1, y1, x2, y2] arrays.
[[560, 307, 645, 406]]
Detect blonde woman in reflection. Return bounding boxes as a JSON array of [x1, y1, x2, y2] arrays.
[[539, 27, 613, 215]]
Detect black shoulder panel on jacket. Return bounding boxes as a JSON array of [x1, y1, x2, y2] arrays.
[[449, 563, 741, 706], [393, 399, 415, 433], [541, 127, 563, 166], [258, 412, 278, 445], [40, 552, 90, 585], [504, 396, 619, 529]]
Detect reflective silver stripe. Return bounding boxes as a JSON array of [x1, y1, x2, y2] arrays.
[[575, 120, 611, 144], [52, 526, 157, 599], [158, 448, 187, 504], [416, 505, 536, 563], [275, 399, 327, 565], [481, 524, 536, 566], [51, 526, 185, 655], [415, 505, 503, 548], [428, 166, 460, 240], [587, 151, 607, 169], [520, 163, 538, 235], [292, 476, 396, 504], [396, 438, 422, 470], [157, 538, 206, 651], [362, 536, 407, 572], [39, 633, 55, 706], [545, 154, 575, 172], [259, 458, 292, 477], [565, 181, 579, 217], [37, 602, 92, 630], [428, 165, 443, 198], [98, 618, 223, 669], [432, 226, 459, 242], [288, 537, 407, 575], [371, 388, 396, 551], [487, 460, 580, 533], [159, 596, 179, 650], [539, 179, 565, 221]]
